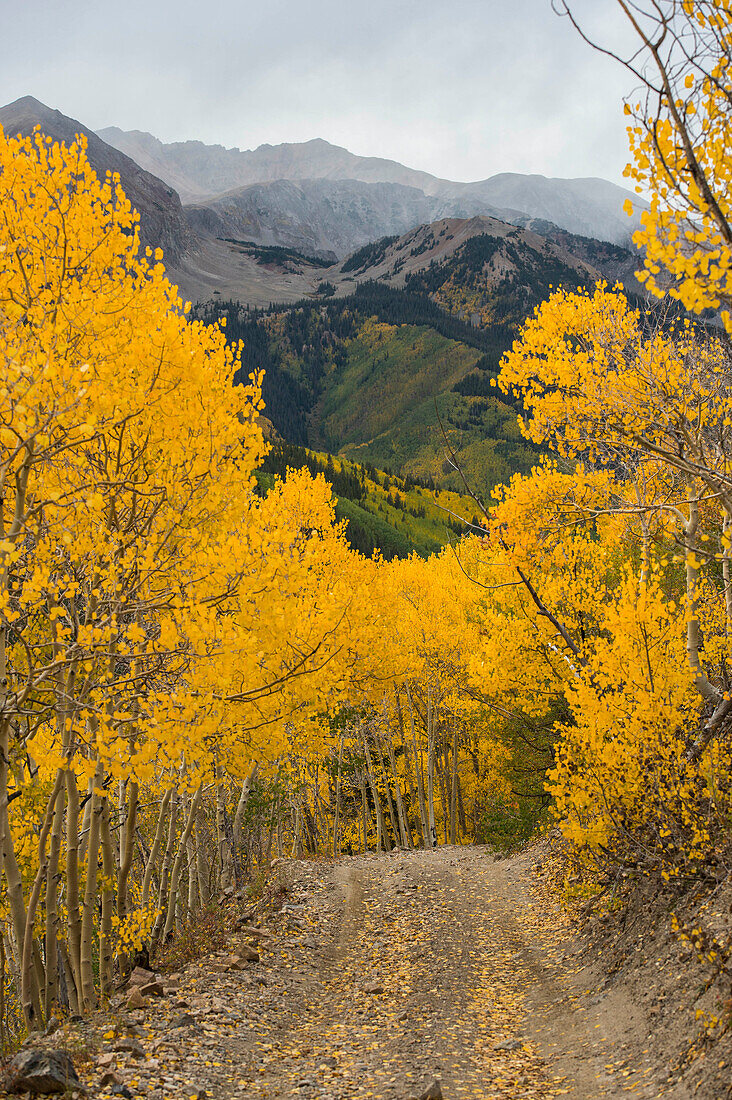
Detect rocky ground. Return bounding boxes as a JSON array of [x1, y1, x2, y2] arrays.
[[5, 843, 732, 1099]]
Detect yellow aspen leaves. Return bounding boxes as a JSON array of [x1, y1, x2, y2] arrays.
[[621, 3, 732, 328]]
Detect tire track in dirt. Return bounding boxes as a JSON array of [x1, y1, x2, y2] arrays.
[[229, 846, 663, 1099]]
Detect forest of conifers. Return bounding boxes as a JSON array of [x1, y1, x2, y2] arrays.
[[0, 0, 731, 1054]]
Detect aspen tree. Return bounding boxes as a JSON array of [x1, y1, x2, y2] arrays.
[[561, 0, 732, 327]]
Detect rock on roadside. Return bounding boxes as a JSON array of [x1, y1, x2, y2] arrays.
[[408, 1082, 443, 1100], [126, 965, 156, 987], [4, 1048, 82, 1095], [126, 985, 145, 1010]]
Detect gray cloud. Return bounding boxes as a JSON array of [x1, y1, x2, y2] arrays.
[[2, 0, 638, 185]]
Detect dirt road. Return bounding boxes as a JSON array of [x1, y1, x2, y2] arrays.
[[61, 844, 685, 1099], [90, 844, 666, 1100], [241, 846, 660, 1099]]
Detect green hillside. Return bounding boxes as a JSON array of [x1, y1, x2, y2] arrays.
[[193, 228, 612, 503], [257, 441, 481, 560], [198, 282, 541, 496], [313, 316, 536, 494]]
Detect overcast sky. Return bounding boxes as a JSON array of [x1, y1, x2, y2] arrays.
[[1, 0, 639, 186]]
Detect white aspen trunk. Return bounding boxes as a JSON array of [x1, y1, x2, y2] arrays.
[[99, 802, 115, 999], [0, 721, 35, 982], [150, 790, 179, 955], [314, 791, 328, 854], [362, 727, 389, 851], [77, 775, 95, 864], [450, 721, 459, 845], [186, 830, 198, 920], [383, 712, 411, 848], [163, 785, 203, 941], [195, 802, 208, 907], [332, 727, 346, 857], [436, 745, 449, 844], [232, 763, 259, 885], [44, 778, 65, 1019], [360, 774, 369, 852], [117, 780, 125, 864], [404, 683, 429, 847], [378, 733, 400, 848], [393, 688, 417, 846], [215, 766, 234, 890], [20, 773, 64, 1027], [2, 933, 20, 1023], [313, 765, 330, 854], [233, 764, 259, 853], [80, 760, 104, 1011], [118, 780, 138, 916], [116, 780, 138, 977], [178, 788, 189, 925], [64, 771, 83, 1006], [142, 789, 172, 908], [426, 688, 437, 848], [57, 938, 80, 1017]]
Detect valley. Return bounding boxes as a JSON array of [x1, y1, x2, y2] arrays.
[[0, 94, 645, 557], [212, 291, 539, 501], [193, 216, 608, 531], [257, 442, 483, 561]]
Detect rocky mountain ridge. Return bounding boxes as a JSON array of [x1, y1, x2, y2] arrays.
[[0, 97, 643, 310], [0, 96, 194, 264], [99, 126, 646, 248], [97, 131, 446, 204], [171, 209, 637, 313], [333, 215, 596, 289], [183, 177, 436, 261]]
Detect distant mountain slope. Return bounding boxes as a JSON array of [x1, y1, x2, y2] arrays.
[[98, 127, 646, 247], [174, 203, 636, 315], [510, 218, 644, 293], [183, 176, 646, 268], [0, 97, 643, 316], [0, 97, 194, 264], [199, 291, 535, 495], [331, 217, 599, 327], [441, 173, 641, 250], [194, 211, 601, 494], [96, 131, 451, 204], [184, 178, 436, 260]]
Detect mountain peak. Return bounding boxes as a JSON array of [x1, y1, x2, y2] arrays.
[[253, 137, 340, 152], [0, 97, 193, 264], [1, 96, 74, 127], [4, 94, 47, 111]]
